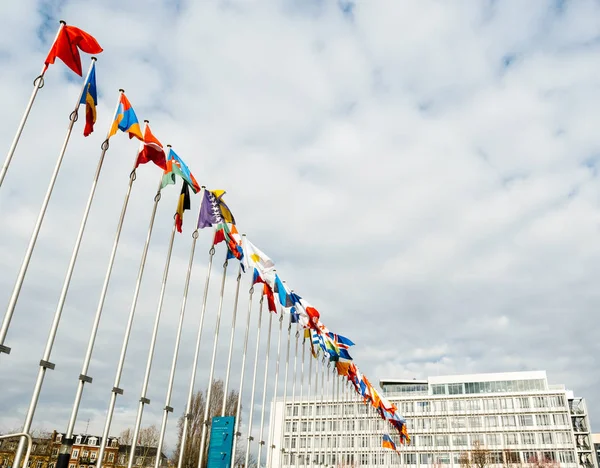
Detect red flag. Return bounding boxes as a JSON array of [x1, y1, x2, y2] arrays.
[[136, 124, 167, 170], [263, 283, 277, 314], [44, 24, 103, 76]]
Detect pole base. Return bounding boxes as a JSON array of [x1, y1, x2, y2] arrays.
[[0, 344, 11, 354]]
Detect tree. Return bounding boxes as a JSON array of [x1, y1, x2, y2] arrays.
[[459, 441, 490, 468], [119, 425, 161, 467], [172, 379, 254, 468], [526, 455, 559, 468]]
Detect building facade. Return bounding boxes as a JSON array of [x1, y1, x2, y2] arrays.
[[269, 371, 597, 468], [0, 432, 164, 468]]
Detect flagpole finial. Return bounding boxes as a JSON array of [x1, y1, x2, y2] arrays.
[[242, 233, 246, 237], [144, 120, 149, 123], [119, 88, 125, 93], [59, 20, 66, 25], [201, 185, 206, 189], [166, 144, 172, 148], [91, 57, 98, 61]]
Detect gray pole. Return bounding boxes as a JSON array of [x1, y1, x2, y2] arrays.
[[9, 78, 119, 468], [176, 242, 215, 468], [243, 296, 265, 468], [302, 344, 313, 468], [289, 328, 299, 467], [154, 213, 203, 468], [0, 21, 65, 188], [221, 261, 244, 416], [57, 131, 144, 468], [197, 255, 229, 468], [266, 312, 284, 467], [230, 286, 254, 468], [295, 335, 306, 468], [127, 214, 178, 468], [256, 308, 274, 467], [276, 315, 292, 468], [96, 174, 164, 468], [0, 57, 96, 352]]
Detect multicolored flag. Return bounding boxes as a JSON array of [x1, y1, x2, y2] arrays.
[[273, 275, 293, 308], [175, 181, 191, 233], [108, 93, 143, 140], [197, 189, 235, 228], [79, 61, 97, 137], [215, 222, 244, 261], [161, 149, 201, 193], [136, 124, 167, 170], [382, 434, 398, 452], [252, 269, 277, 313], [44, 24, 103, 76]]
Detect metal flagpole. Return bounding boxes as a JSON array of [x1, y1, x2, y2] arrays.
[[295, 330, 306, 468], [127, 201, 179, 468], [155, 196, 205, 468], [230, 285, 254, 468], [243, 296, 265, 468], [197, 254, 229, 468], [266, 310, 283, 468], [289, 328, 299, 467], [221, 260, 244, 416], [176, 239, 216, 468], [9, 82, 120, 468], [0, 20, 65, 188], [302, 343, 313, 468], [319, 356, 326, 467], [276, 314, 292, 468], [0, 57, 97, 354], [56, 111, 146, 468], [256, 304, 275, 467], [309, 351, 319, 468], [96, 173, 165, 468]]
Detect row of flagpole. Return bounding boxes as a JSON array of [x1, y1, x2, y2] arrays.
[[1, 19, 410, 468]]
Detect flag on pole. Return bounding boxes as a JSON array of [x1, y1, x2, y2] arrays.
[[136, 123, 167, 170], [108, 93, 143, 140], [242, 237, 274, 277], [197, 189, 236, 228], [161, 149, 201, 193], [175, 181, 191, 233], [79, 61, 97, 136], [43, 24, 103, 76], [382, 434, 398, 452]]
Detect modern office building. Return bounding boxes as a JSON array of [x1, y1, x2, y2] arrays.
[[269, 370, 596, 468]]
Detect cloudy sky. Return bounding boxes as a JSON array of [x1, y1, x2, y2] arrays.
[[1, 0, 599, 462]]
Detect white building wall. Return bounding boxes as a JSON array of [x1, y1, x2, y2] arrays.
[[268, 371, 597, 468]]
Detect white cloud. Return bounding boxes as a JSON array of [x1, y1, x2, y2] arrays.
[[1, 1, 600, 465]]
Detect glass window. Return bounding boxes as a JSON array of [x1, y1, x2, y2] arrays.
[[558, 451, 575, 463], [434, 401, 447, 411], [466, 399, 481, 410], [536, 414, 551, 426], [468, 416, 482, 428], [504, 433, 519, 445], [72, 450, 79, 460], [502, 415, 516, 427], [435, 435, 449, 446], [540, 432, 553, 444], [500, 398, 514, 409], [523, 451, 537, 463], [452, 417, 466, 429], [470, 434, 485, 445], [419, 436, 433, 447], [485, 416, 498, 427], [487, 434, 501, 446], [436, 453, 450, 465], [519, 414, 534, 427], [534, 397, 548, 408], [489, 452, 503, 464], [416, 401, 430, 412], [505, 451, 520, 463], [436, 418, 447, 430], [448, 383, 464, 395], [432, 384, 446, 395], [420, 454, 433, 465], [554, 413, 568, 426], [405, 454, 417, 465], [516, 397, 530, 408], [453, 435, 468, 446]]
